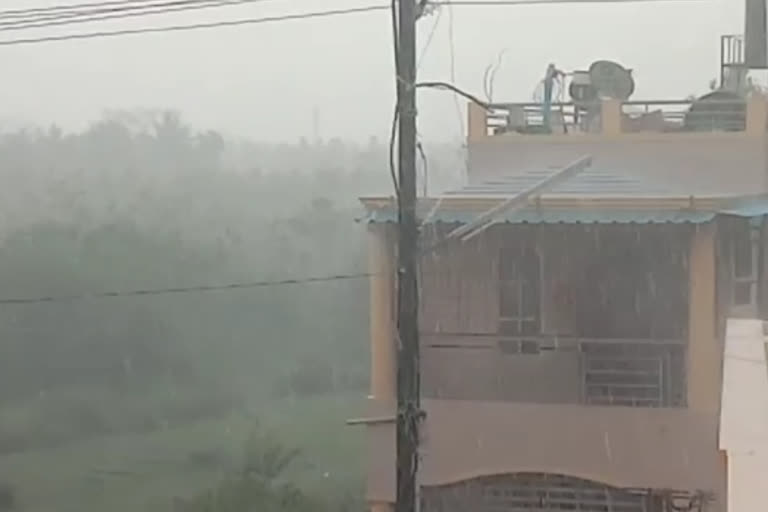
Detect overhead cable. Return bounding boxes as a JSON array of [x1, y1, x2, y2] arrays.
[[4, 0, 704, 19], [0, 0, 265, 31], [444, 0, 703, 4], [0, 0, 704, 45], [0, 271, 372, 305], [0, 0, 166, 18], [0, 4, 391, 46]]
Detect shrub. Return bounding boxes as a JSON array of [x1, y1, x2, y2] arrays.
[[173, 477, 321, 512]]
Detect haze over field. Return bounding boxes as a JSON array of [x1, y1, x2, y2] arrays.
[[0, 0, 751, 509]]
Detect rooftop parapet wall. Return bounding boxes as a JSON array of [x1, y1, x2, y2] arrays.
[[466, 96, 768, 195], [468, 96, 768, 141]]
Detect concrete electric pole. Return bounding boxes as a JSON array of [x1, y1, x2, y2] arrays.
[[394, 0, 420, 512]]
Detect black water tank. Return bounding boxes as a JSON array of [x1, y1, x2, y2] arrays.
[[684, 90, 746, 132]]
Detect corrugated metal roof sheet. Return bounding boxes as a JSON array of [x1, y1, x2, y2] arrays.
[[445, 169, 681, 198], [719, 197, 768, 217], [362, 207, 717, 224], [359, 169, 768, 225]]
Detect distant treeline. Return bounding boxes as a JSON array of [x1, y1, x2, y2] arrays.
[[0, 110, 462, 454]]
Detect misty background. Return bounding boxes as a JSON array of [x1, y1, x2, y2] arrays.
[[0, 0, 746, 141], [0, 0, 750, 510], [0, 109, 462, 511]]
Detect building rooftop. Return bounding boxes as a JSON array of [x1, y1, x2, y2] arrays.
[[359, 167, 768, 225], [443, 168, 680, 199]]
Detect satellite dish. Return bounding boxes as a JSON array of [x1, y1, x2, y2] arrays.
[[588, 60, 635, 101]]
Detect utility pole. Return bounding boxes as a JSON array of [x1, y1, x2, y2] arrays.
[[394, 0, 420, 511]]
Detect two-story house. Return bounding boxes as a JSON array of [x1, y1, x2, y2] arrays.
[[355, 93, 768, 512]]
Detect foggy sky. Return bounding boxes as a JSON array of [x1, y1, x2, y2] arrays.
[[0, 0, 743, 142]]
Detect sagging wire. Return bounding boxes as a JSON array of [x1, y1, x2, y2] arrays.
[[416, 80, 490, 109], [391, 0, 459, 199], [0, 271, 373, 305], [483, 48, 508, 103], [389, 101, 400, 198], [389, 1, 489, 219], [417, 3, 443, 69], [417, 138, 428, 197], [389, 80, 489, 197], [389, 78, 489, 223], [389, 0, 401, 198], [446, 1, 463, 136]]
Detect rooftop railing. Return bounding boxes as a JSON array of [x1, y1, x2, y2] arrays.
[[468, 95, 768, 141]]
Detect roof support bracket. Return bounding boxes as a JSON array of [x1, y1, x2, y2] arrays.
[[447, 155, 593, 242]]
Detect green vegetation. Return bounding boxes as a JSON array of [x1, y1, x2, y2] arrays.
[[0, 111, 462, 511]]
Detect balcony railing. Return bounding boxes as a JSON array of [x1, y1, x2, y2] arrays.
[[422, 334, 687, 408], [468, 96, 767, 140]]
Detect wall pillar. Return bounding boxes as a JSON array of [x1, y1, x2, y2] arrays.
[[687, 222, 719, 413], [688, 224, 726, 510], [467, 101, 488, 143], [600, 99, 622, 135], [746, 93, 767, 135], [368, 225, 397, 512], [368, 224, 396, 401]]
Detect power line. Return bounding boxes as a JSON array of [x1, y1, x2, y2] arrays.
[[416, 4, 443, 69], [0, 0, 165, 18], [416, 80, 489, 109], [0, 271, 372, 305], [445, 2, 464, 141], [2, 0, 703, 19], [0, 0, 263, 31], [0, 4, 390, 46], [2, 0, 231, 18], [0, 0, 703, 45], [445, 0, 703, 4], [389, 0, 401, 198]]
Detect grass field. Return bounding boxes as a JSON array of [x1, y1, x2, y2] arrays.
[[0, 392, 366, 512]]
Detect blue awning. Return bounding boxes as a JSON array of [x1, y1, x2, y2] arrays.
[[360, 207, 718, 225]]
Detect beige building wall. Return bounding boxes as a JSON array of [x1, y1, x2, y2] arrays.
[[366, 221, 727, 509], [719, 318, 768, 512], [468, 136, 768, 194], [366, 399, 725, 506]]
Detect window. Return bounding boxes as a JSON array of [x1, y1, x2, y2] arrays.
[[498, 246, 541, 337], [732, 226, 759, 307]]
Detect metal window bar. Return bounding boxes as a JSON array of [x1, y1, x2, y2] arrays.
[[583, 355, 665, 407], [732, 227, 760, 307], [498, 247, 541, 337]]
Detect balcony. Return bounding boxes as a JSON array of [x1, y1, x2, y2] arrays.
[[421, 335, 686, 408]]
